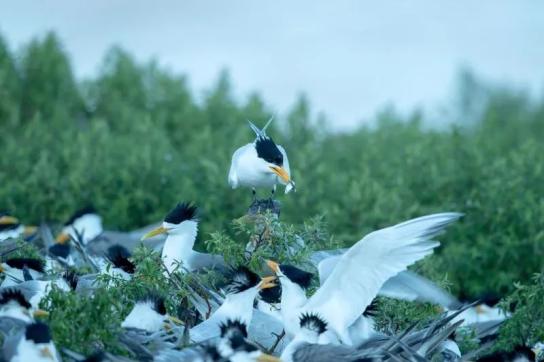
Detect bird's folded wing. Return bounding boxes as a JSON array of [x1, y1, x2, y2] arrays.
[[228, 146, 247, 188], [302, 213, 462, 334]]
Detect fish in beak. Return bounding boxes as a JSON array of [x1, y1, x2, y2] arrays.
[[141, 226, 168, 240], [259, 276, 277, 290], [0, 215, 19, 225], [266, 260, 280, 274]]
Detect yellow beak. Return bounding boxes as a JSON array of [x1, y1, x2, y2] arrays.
[[257, 353, 281, 362], [55, 232, 71, 244], [33, 309, 50, 318], [23, 225, 38, 236], [266, 260, 280, 274], [269, 165, 291, 183], [259, 276, 277, 290], [0, 216, 19, 225], [141, 225, 168, 240]]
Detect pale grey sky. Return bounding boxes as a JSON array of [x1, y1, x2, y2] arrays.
[[1, 1, 543, 129]]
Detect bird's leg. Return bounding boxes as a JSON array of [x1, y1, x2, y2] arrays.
[[267, 329, 286, 354]]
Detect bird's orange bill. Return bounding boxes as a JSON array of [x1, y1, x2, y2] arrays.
[[56, 232, 70, 244], [266, 260, 280, 274], [269, 165, 291, 183], [257, 354, 281, 362], [141, 226, 168, 240], [260, 276, 277, 290], [23, 225, 38, 236], [33, 309, 50, 318], [0, 216, 19, 225]]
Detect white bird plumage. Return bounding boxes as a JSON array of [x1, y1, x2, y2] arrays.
[[281, 213, 462, 344], [228, 119, 295, 194]]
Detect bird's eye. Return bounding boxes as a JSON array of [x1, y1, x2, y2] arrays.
[[274, 156, 283, 165]]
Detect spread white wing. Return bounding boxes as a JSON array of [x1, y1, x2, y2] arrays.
[[302, 213, 462, 338], [318, 255, 462, 309]]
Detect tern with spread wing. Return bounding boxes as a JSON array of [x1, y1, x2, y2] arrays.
[[269, 213, 462, 345], [229, 119, 295, 196]]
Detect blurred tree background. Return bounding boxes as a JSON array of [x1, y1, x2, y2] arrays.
[[1, 32, 543, 301]]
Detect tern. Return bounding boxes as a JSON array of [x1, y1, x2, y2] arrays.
[[228, 119, 295, 196], [141, 202, 227, 274], [121, 294, 181, 333], [269, 213, 462, 345], [0, 212, 37, 242], [189, 267, 276, 342], [0, 258, 45, 288], [56, 206, 103, 245], [0, 288, 49, 324], [3, 321, 60, 362]]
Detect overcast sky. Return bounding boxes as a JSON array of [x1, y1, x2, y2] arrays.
[[1, 1, 543, 129]]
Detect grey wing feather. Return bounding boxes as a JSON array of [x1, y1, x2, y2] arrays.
[[190, 251, 228, 274]]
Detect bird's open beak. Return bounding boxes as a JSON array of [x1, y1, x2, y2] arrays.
[[259, 276, 277, 290], [23, 225, 38, 236], [269, 165, 291, 183], [266, 260, 280, 274], [257, 354, 281, 362], [0, 216, 19, 225], [141, 226, 168, 240], [40, 347, 54, 359], [56, 232, 70, 244], [33, 309, 50, 318]]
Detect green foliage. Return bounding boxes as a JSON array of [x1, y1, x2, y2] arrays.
[[1, 31, 544, 354], [42, 286, 126, 355], [495, 273, 544, 351]]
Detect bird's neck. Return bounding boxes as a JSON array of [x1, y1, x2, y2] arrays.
[[280, 279, 307, 314], [216, 287, 258, 326], [280, 330, 319, 362], [162, 221, 198, 273]]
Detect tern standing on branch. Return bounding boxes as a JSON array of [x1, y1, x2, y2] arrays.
[[228, 118, 296, 198]]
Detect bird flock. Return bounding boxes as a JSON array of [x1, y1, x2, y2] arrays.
[[0, 120, 540, 362]]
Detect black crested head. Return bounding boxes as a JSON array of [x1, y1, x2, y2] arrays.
[[512, 345, 536, 360], [164, 202, 198, 224], [25, 322, 52, 344], [219, 319, 248, 339], [224, 267, 260, 294], [5, 258, 44, 273], [299, 313, 327, 335], [202, 345, 222, 360], [279, 265, 313, 289], [259, 283, 281, 304], [106, 244, 135, 274], [62, 270, 79, 290], [363, 299, 379, 317], [49, 243, 71, 259], [0, 288, 31, 309], [64, 205, 97, 226], [82, 351, 106, 362], [255, 137, 284, 166], [139, 293, 167, 315]]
